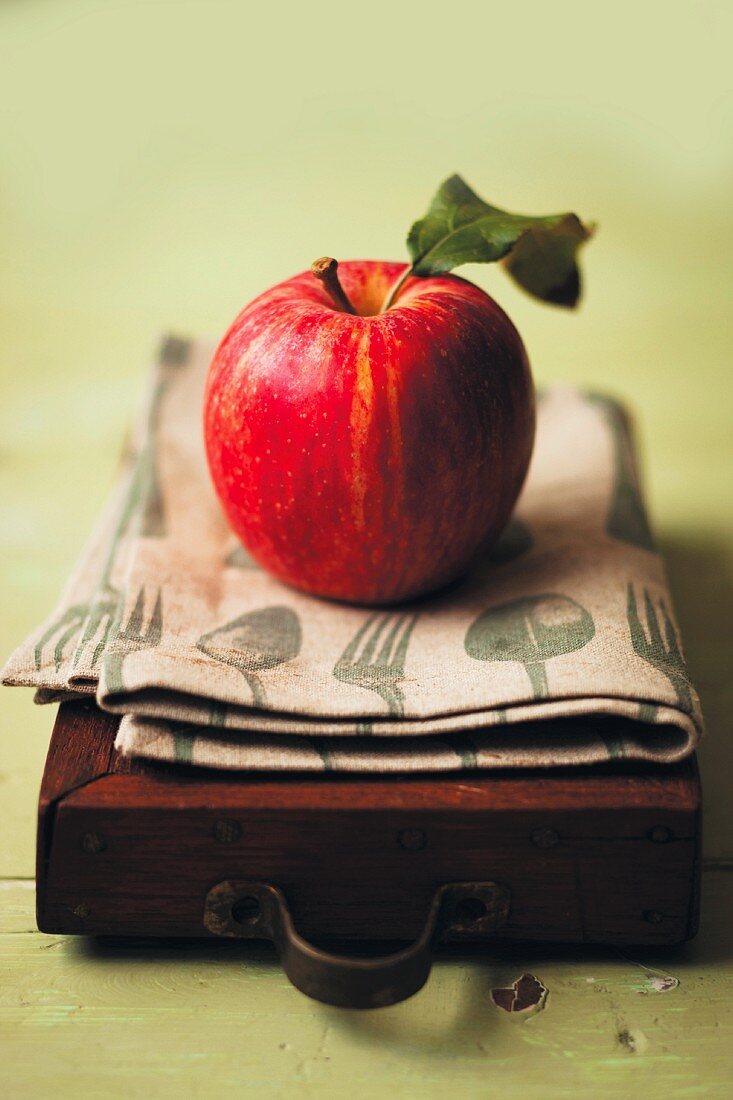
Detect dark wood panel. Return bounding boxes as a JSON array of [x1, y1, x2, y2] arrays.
[[38, 703, 702, 948]]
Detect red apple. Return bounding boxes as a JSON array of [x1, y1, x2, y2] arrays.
[[204, 259, 535, 604]]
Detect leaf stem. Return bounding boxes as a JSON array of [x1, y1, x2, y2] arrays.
[[380, 265, 414, 312], [311, 257, 357, 315]]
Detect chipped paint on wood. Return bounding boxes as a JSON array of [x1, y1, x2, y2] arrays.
[[615, 949, 681, 995], [617, 1027, 649, 1054], [647, 975, 679, 993], [3, 875, 733, 1095], [490, 973, 548, 1016]]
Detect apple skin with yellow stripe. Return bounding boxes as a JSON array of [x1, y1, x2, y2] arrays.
[[204, 260, 535, 605]]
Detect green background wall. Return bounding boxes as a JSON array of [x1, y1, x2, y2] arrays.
[[1, 0, 731, 869]]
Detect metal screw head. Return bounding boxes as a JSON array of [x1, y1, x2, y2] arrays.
[[80, 831, 107, 854], [442, 883, 511, 939], [643, 909, 665, 924], [213, 819, 241, 843], [231, 896, 261, 924], [454, 897, 488, 923], [648, 826, 673, 843], [398, 828, 427, 851], [531, 827, 560, 849]]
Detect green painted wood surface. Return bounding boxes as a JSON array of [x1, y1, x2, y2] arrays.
[[1, 875, 732, 1099], [1, 1, 731, 1095]]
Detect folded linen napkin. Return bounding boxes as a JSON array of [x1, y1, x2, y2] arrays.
[[3, 336, 703, 770]]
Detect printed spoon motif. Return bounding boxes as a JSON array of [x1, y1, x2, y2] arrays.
[[197, 605, 302, 708], [465, 593, 595, 698]]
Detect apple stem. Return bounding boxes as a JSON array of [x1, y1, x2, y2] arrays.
[[380, 265, 414, 312], [311, 257, 357, 314]]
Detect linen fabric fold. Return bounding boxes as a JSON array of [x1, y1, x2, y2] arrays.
[[3, 336, 703, 771]]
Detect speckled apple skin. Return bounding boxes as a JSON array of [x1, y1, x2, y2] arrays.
[[204, 260, 535, 604]]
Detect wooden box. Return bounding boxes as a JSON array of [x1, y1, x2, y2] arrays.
[[37, 701, 701, 1007]]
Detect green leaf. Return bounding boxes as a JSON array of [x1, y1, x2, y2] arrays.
[[406, 174, 594, 307]]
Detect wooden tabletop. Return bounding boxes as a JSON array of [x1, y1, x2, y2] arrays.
[[1, 2, 732, 1096]]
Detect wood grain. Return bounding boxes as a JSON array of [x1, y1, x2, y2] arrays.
[[3, 873, 733, 1100], [38, 703, 701, 947]]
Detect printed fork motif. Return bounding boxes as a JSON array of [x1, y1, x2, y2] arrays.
[[627, 583, 692, 713], [333, 612, 419, 717], [73, 585, 121, 671], [33, 342, 187, 679], [34, 601, 94, 673], [33, 583, 121, 674], [104, 586, 163, 694]]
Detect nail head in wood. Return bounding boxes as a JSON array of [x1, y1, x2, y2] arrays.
[[531, 827, 560, 849], [80, 831, 107, 853], [398, 828, 427, 851], [213, 819, 241, 843]]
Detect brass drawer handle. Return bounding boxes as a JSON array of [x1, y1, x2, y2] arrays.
[[203, 879, 510, 1008]]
